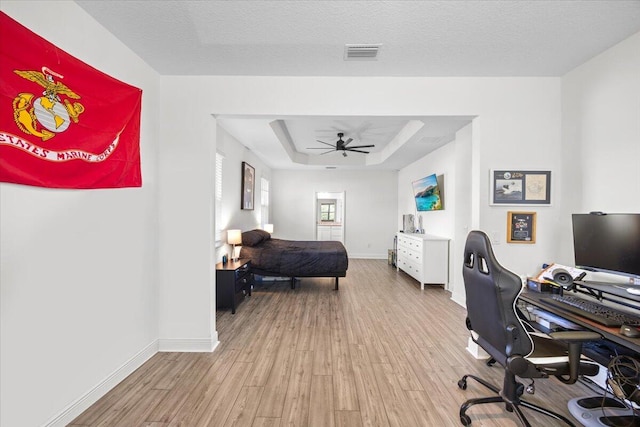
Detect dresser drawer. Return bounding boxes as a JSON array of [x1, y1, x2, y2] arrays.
[[401, 259, 422, 282], [405, 248, 423, 263], [216, 259, 252, 314], [235, 273, 253, 293]]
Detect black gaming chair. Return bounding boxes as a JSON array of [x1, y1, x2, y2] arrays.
[[458, 230, 601, 426]]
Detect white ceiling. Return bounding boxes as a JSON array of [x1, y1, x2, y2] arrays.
[[76, 0, 640, 170]]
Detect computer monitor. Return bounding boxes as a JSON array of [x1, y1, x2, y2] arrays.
[[572, 213, 640, 280]]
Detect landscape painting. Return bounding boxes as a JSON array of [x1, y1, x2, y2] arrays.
[[412, 174, 443, 211]]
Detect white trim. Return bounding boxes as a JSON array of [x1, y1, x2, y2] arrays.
[[43, 340, 159, 427], [349, 254, 387, 259], [158, 335, 219, 352]]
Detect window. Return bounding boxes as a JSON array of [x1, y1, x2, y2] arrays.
[[261, 177, 269, 227], [320, 202, 336, 222], [215, 152, 224, 244]]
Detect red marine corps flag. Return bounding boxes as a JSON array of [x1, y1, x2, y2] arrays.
[[0, 12, 142, 189]]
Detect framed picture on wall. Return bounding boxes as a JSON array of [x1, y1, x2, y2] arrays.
[[507, 211, 536, 244], [490, 170, 551, 205], [241, 162, 255, 210]]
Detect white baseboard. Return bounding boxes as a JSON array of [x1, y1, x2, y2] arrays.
[[44, 339, 159, 427], [349, 253, 388, 259], [158, 333, 219, 352], [450, 292, 466, 308]]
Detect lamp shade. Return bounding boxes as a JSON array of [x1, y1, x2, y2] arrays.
[[227, 229, 242, 245], [264, 224, 274, 234]]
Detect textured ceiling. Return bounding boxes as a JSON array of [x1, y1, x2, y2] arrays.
[[217, 116, 474, 170], [74, 0, 640, 170], [76, 0, 640, 77]]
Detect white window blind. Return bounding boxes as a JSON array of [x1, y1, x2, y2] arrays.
[[261, 177, 269, 227], [215, 152, 224, 244]]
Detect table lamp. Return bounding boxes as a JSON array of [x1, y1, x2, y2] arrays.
[[227, 229, 242, 261], [264, 224, 274, 234]]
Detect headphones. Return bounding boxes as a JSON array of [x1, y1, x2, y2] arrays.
[[607, 355, 640, 405]]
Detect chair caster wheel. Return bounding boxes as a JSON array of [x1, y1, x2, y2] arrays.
[[460, 414, 472, 425], [486, 358, 496, 367], [458, 379, 467, 390]]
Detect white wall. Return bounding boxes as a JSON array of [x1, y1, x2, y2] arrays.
[[559, 31, 640, 265], [216, 126, 272, 259], [0, 2, 160, 427], [398, 138, 456, 282], [2, 3, 636, 423], [272, 169, 398, 258], [159, 76, 564, 276], [158, 75, 563, 315], [398, 123, 473, 300]]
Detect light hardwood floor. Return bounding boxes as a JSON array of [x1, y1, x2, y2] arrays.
[[70, 259, 597, 426]]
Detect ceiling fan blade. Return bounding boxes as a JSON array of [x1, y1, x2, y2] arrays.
[[307, 147, 335, 149], [346, 149, 370, 154], [343, 137, 353, 147], [346, 144, 375, 149], [319, 149, 335, 155], [316, 140, 336, 148]]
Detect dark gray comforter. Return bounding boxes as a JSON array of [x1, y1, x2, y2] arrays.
[[239, 238, 348, 278]]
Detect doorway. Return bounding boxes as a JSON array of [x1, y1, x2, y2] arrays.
[[315, 191, 345, 244]]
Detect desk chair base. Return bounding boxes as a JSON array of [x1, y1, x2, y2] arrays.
[[458, 372, 576, 427], [568, 396, 639, 427]]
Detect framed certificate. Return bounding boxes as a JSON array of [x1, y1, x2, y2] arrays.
[[491, 170, 551, 205]]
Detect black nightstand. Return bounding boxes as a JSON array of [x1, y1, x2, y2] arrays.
[[216, 259, 253, 314]]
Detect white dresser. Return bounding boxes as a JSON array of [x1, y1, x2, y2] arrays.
[[396, 232, 449, 289]]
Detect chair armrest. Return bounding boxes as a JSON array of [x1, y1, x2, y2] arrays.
[[548, 331, 602, 342], [549, 330, 602, 384]]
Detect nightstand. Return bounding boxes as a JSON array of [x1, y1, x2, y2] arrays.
[[216, 259, 253, 314]]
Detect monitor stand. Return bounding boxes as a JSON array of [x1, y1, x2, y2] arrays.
[[568, 396, 639, 426]]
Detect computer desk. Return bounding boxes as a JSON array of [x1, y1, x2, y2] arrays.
[[519, 285, 640, 355], [520, 284, 640, 425]]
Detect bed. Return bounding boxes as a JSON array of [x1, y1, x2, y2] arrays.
[[238, 229, 348, 290]]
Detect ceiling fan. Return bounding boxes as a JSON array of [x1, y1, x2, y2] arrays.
[[307, 132, 375, 157]]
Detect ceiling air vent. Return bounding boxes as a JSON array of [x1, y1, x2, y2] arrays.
[[344, 44, 382, 61]]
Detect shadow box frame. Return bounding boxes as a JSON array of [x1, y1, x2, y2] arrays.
[[507, 211, 537, 244]]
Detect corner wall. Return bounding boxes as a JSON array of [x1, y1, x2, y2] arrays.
[[559, 31, 640, 264], [0, 2, 161, 426]]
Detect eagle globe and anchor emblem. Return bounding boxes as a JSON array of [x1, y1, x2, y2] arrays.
[[12, 66, 85, 141]]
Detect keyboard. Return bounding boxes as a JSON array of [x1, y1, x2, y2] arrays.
[[539, 294, 640, 327]]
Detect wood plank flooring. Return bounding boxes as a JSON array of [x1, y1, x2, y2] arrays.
[[70, 259, 597, 426]]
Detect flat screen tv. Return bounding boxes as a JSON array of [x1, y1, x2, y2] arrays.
[[572, 213, 640, 279], [412, 174, 443, 212]]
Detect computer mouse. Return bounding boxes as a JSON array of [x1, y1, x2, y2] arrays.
[[627, 287, 640, 295], [620, 324, 640, 338]]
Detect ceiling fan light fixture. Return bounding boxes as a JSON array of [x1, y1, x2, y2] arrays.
[[309, 132, 374, 156]]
